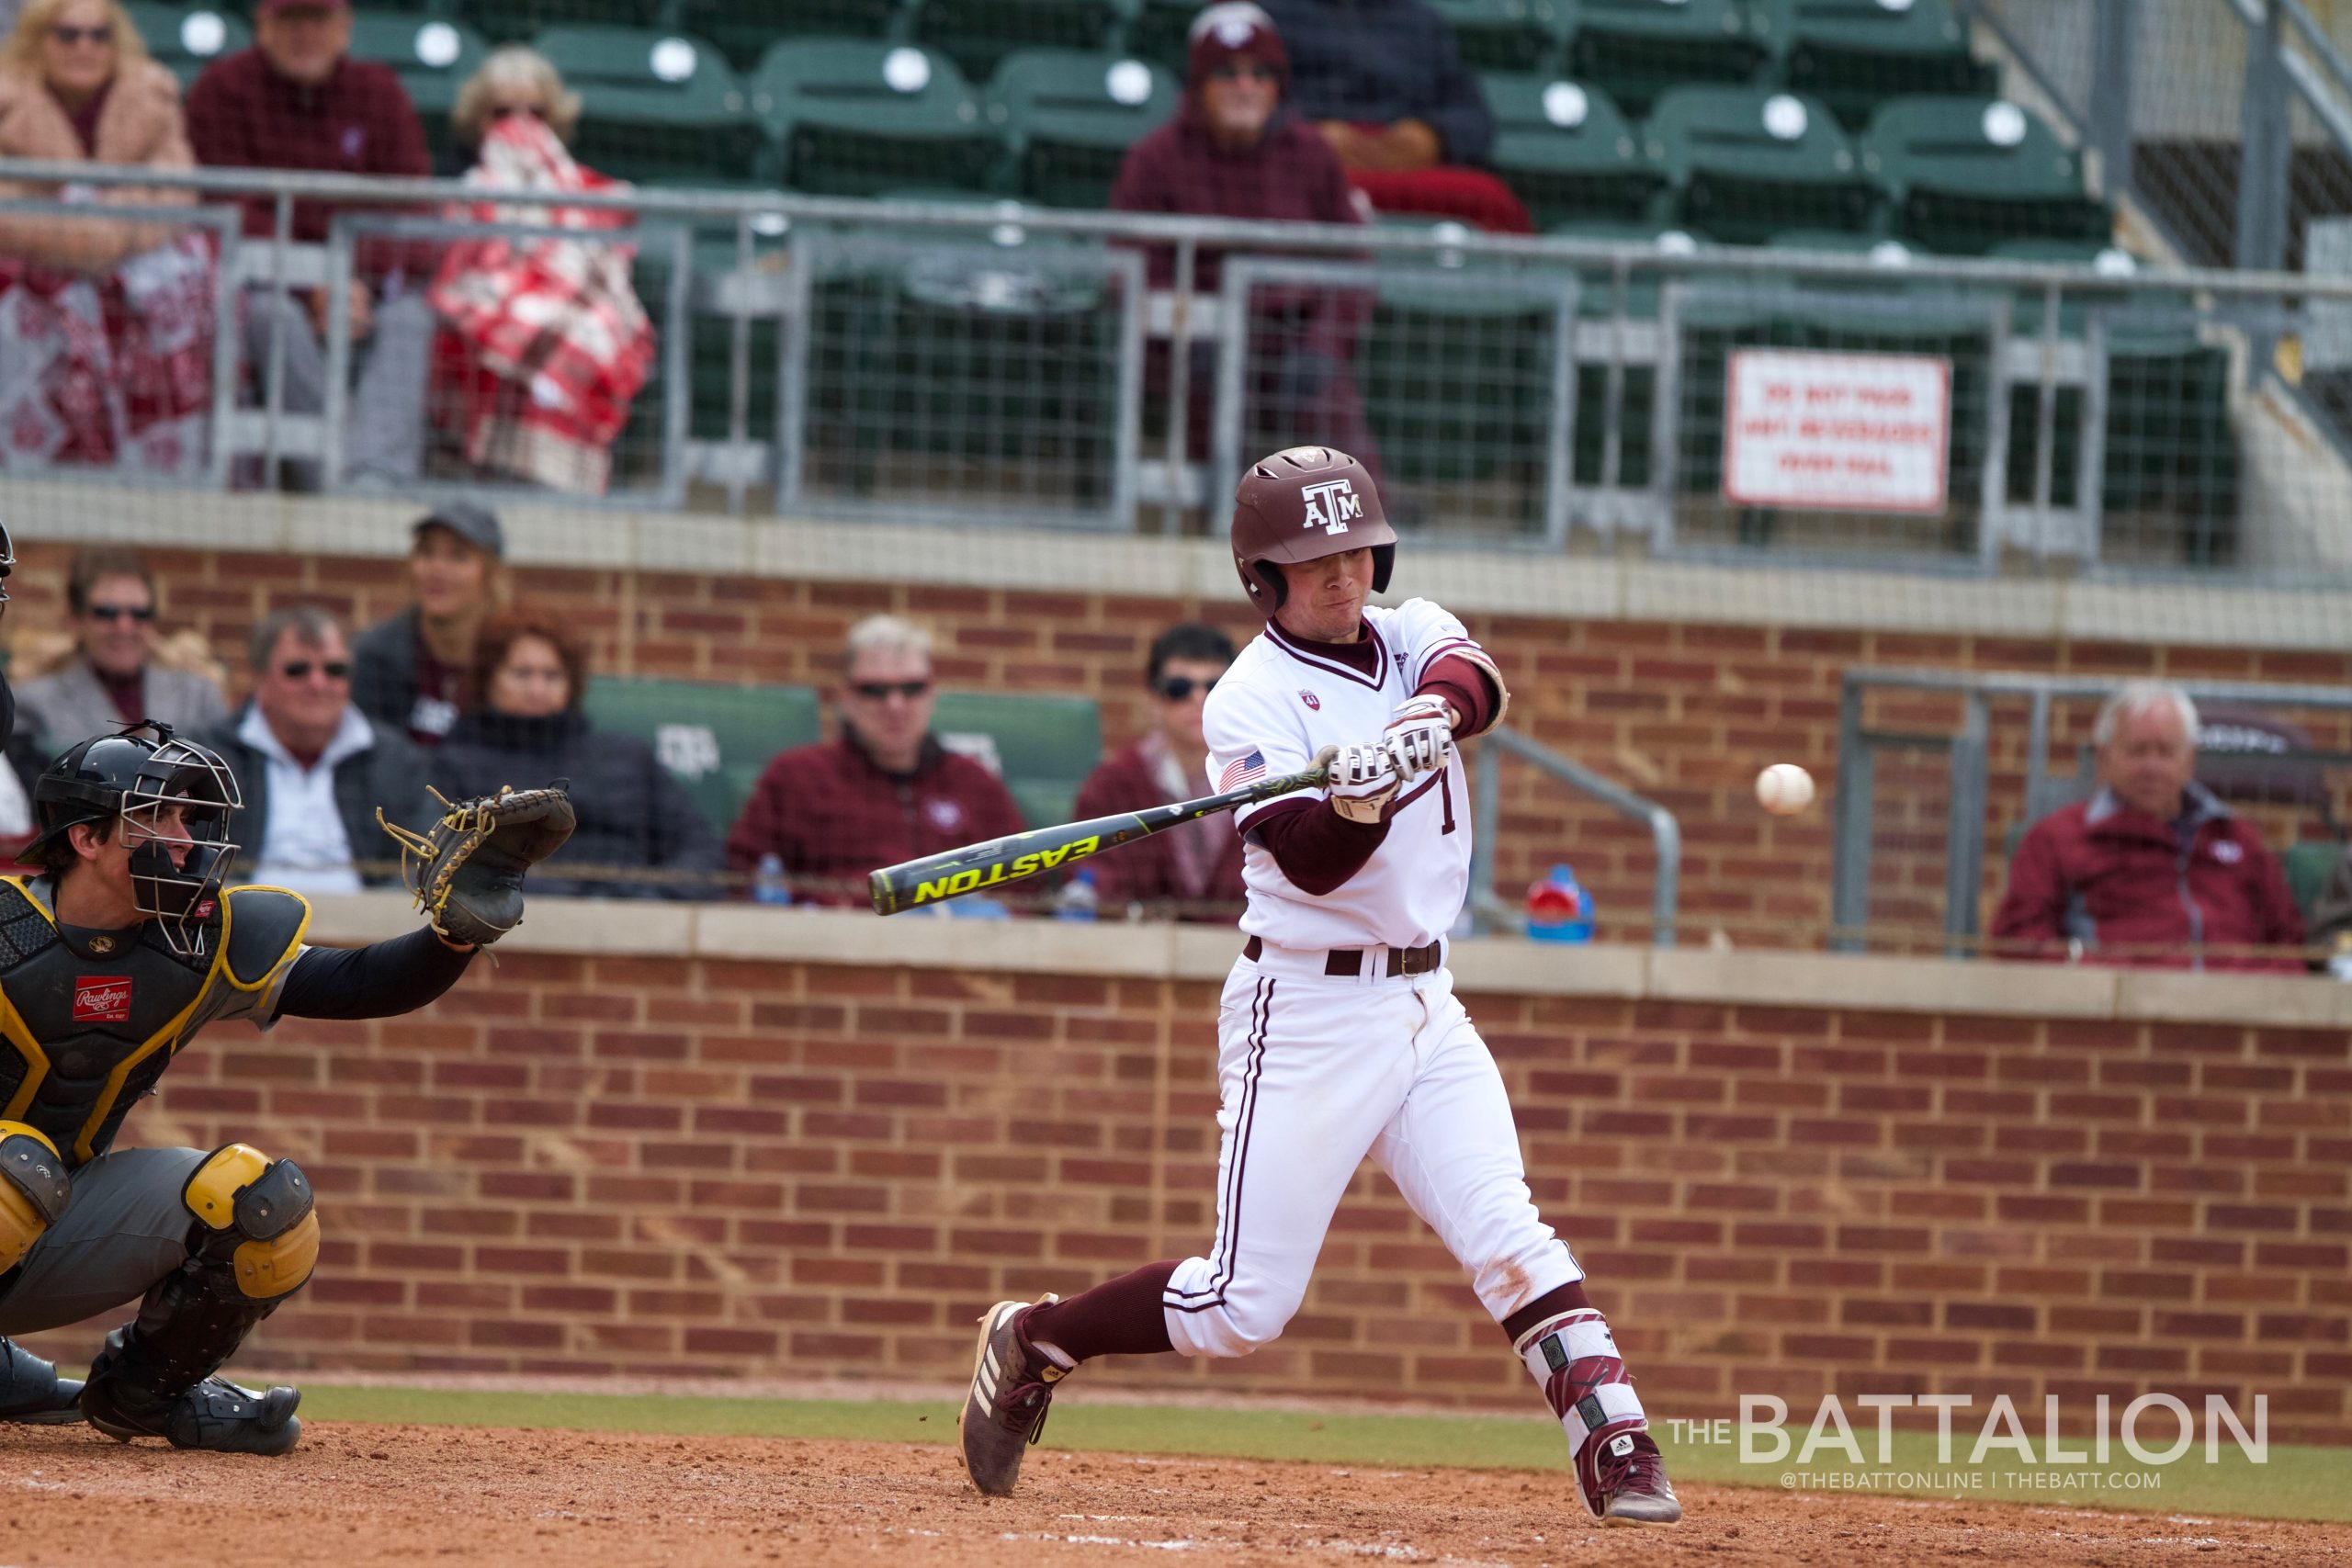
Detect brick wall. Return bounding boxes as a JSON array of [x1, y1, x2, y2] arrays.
[[11, 542, 2352, 946], [24, 937, 2348, 1442]]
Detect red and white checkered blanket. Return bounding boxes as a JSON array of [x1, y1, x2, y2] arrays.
[[429, 116, 654, 494]]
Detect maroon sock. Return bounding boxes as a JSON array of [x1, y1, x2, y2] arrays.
[[1023, 1261, 1180, 1363], [1500, 1280, 1596, 1344]]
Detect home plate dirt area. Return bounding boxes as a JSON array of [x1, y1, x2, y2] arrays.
[[3, 1424, 2346, 1567]]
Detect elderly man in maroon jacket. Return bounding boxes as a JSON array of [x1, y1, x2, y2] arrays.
[[1992, 682, 2304, 970], [727, 615, 1027, 908], [1071, 623, 1246, 920], [187, 0, 435, 483]]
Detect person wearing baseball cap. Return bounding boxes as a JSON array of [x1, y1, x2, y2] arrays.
[[349, 502, 509, 747]]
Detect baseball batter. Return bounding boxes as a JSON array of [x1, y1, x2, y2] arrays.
[[958, 447, 1679, 1525]]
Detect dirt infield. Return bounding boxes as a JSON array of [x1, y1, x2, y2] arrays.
[[3, 1423, 2345, 1567]]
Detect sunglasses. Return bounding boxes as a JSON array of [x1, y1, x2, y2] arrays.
[[88, 604, 155, 622], [279, 660, 351, 681], [1209, 62, 1279, 83], [853, 680, 932, 701], [51, 22, 113, 44], [1156, 674, 1218, 700]]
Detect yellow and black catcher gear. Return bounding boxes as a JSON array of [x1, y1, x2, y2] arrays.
[[0, 1120, 66, 1271]]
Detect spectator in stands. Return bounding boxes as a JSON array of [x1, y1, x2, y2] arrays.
[[728, 615, 1026, 908], [427, 47, 654, 495], [0, 0, 216, 475], [1259, 0, 1528, 232], [187, 0, 435, 484], [431, 608, 721, 900], [16, 546, 227, 746], [1112, 4, 1383, 475], [199, 605, 431, 894], [1073, 623, 1245, 919], [351, 502, 506, 747], [1991, 682, 2304, 971]]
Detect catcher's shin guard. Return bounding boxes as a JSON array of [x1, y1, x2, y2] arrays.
[[0, 1338, 84, 1425], [1516, 1309, 1680, 1526], [80, 1145, 317, 1455]]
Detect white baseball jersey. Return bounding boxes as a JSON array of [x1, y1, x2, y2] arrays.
[[1203, 597, 1490, 952]]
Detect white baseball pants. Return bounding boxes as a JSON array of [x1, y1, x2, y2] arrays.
[[1161, 944, 1582, 1359]]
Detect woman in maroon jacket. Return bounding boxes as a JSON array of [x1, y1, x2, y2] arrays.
[[1111, 2, 1382, 479]]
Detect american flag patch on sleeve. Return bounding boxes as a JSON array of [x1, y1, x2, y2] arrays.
[[1219, 750, 1267, 791]]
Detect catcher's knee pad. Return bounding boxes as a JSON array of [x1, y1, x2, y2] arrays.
[[0, 1122, 70, 1273], [182, 1144, 319, 1300]]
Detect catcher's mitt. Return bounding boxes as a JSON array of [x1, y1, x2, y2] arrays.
[[378, 784, 577, 947]]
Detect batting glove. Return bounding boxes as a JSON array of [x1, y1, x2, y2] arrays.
[[1382, 694, 1454, 784], [1315, 743, 1399, 824]]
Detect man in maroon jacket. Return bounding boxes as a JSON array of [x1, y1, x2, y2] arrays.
[[1991, 682, 2304, 971], [727, 615, 1027, 908], [1071, 623, 1246, 920], [188, 0, 435, 484]]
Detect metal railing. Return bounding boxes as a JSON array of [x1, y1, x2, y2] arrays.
[[1468, 726, 1681, 946]]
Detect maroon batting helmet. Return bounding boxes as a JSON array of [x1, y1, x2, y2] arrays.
[[1229, 446, 1396, 613]]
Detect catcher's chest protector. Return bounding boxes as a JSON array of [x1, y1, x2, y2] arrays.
[[0, 878, 309, 1168]]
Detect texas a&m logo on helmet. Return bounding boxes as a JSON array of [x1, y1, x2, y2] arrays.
[[1301, 479, 1362, 535]]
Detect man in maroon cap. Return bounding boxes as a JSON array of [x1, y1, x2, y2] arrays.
[[187, 0, 435, 483]]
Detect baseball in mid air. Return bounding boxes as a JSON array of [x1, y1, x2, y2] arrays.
[[1755, 762, 1815, 816]]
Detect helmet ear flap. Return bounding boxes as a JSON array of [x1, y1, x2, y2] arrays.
[[1250, 560, 1289, 610], [1371, 544, 1395, 594]]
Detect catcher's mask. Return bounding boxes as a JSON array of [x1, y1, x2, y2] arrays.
[[22, 723, 243, 957]]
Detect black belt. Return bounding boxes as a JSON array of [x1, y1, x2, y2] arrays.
[[1243, 935, 1444, 976]]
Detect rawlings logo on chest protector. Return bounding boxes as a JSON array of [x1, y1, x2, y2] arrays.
[[1301, 479, 1361, 535], [73, 976, 133, 1023]]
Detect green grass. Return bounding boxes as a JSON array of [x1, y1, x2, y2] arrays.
[[298, 1386, 2350, 1524]]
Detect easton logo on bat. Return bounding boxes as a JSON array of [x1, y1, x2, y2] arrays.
[[910, 835, 1104, 905]]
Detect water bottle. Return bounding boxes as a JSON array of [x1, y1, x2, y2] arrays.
[[752, 852, 793, 907], [2332, 933, 2352, 983], [1525, 863, 1594, 944], [1055, 868, 1100, 922]]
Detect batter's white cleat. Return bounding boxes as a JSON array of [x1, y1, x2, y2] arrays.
[[957, 1297, 1074, 1496], [1589, 1428, 1681, 1526]]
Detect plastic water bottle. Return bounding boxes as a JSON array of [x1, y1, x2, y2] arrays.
[[1525, 864, 1595, 944], [2332, 933, 2352, 983], [1055, 868, 1100, 922], [752, 852, 793, 907]]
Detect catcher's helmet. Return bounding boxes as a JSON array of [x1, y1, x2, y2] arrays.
[[21, 723, 243, 955], [1229, 446, 1396, 613]]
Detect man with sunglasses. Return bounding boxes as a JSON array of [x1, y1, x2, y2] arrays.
[[17, 547, 227, 751], [727, 615, 1025, 908], [1071, 624, 1246, 920], [198, 606, 434, 895]]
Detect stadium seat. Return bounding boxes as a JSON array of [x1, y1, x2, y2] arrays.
[[1123, 0, 1200, 74], [1763, 0, 1993, 130], [534, 26, 759, 186], [345, 14, 489, 166], [931, 691, 1103, 828], [582, 677, 821, 837], [677, 0, 915, 74], [1480, 75, 1665, 231], [2282, 840, 2342, 922], [1644, 86, 1877, 244], [988, 50, 1180, 209], [477, 0, 655, 46], [1559, 0, 1770, 118], [914, 0, 1136, 86], [1427, 0, 1565, 73], [126, 3, 248, 87], [752, 40, 999, 197], [1860, 96, 2109, 256]]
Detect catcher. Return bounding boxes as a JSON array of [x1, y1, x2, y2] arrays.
[[0, 721, 571, 1454]]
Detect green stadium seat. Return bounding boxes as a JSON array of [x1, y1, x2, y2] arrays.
[[1427, 0, 1566, 73], [988, 50, 1179, 209], [914, 0, 1136, 86], [582, 677, 820, 837], [2282, 840, 2342, 921], [1763, 0, 1994, 130], [677, 0, 914, 74], [752, 40, 998, 197], [1860, 96, 2108, 256], [126, 4, 248, 87], [1559, 0, 1770, 117], [534, 26, 759, 186], [474, 0, 654, 47], [1644, 86, 1877, 244], [345, 15, 488, 166], [931, 691, 1103, 828], [1481, 75, 1665, 231]]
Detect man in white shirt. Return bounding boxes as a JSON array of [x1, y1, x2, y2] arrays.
[[200, 608, 433, 896]]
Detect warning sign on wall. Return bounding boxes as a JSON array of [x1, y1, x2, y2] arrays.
[[1722, 349, 1952, 513]]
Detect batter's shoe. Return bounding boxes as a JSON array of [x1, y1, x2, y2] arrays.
[[0, 1338, 83, 1425], [1589, 1428, 1680, 1526], [958, 1296, 1075, 1496]]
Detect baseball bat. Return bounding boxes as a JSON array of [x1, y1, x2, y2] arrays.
[[868, 761, 1330, 916]]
